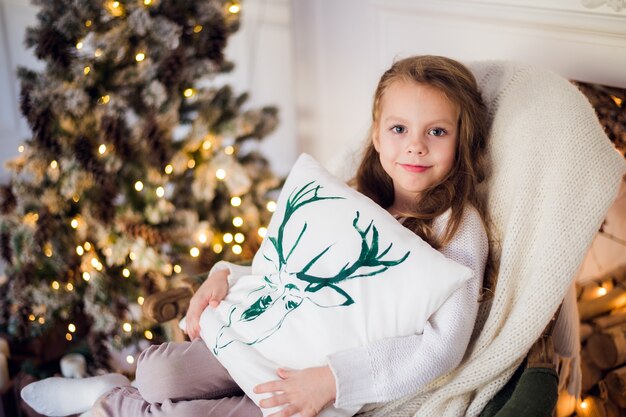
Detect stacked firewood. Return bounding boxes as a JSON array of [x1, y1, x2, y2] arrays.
[[564, 265, 626, 417]]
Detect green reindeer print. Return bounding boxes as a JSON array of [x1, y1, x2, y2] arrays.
[[212, 181, 410, 355]]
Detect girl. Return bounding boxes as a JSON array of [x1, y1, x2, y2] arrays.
[[21, 55, 491, 417]]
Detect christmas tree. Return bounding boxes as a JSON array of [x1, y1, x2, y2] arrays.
[[0, 0, 281, 373]]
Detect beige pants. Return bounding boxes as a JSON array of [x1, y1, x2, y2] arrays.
[[93, 339, 261, 417]]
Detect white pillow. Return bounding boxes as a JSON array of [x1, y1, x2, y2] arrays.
[[195, 153, 473, 416]]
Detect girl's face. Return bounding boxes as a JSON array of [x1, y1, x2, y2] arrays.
[[374, 81, 459, 211]]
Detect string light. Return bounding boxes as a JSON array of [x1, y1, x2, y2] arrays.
[[29, 314, 36, 321], [156, 186, 165, 197], [18, 145, 25, 153], [223, 233, 233, 244], [50, 160, 58, 169], [95, 48, 103, 57], [44, 242, 53, 257], [213, 243, 223, 254], [258, 227, 267, 238], [66, 283, 74, 291], [129, 252, 136, 260], [76, 41, 84, 50], [83, 272, 91, 281], [84, 242, 92, 250], [73, 194, 80, 202], [98, 144, 107, 154], [232, 244, 242, 255], [144, 0, 152, 5], [123, 268, 130, 278], [135, 52, 146, 62], [68, 323, 76, 333], [38, 317, 45, 324], [193, 25, 203, 33], [76, 245, 84, 256], [123, 322, 132, 332], [228, 3, 241, 14], [137, 296, 144, 305], [224, 146, 234, 155], [215, 169, 226, 180], [85, 20, 92, 27], [91, 258, 103, 271], [190, 247, 200, 257], [198, 232, 208, 244], [52, 281, 60, 290], [135, 181, 144, 191], [109, 1, 124, 17], [267, 201, 277, 212], [187, 159, 196, 169], [98, 95, 110, 105], [611, 95, 623, 107], [232, 217, 243, 227], [580, 399, 588, 409], [23, 212, 39, 225], [71, 218, 79, 228], [202, 139, 212, 150], [173, 264, 182, 274], [66, 333, 72, 341], [164, 164, 173, 174], [126, 355, 135, 364], [234, 233, 244, 243], [231, 196, 242, 207], [84, 66, 91, 75], [144, 330, 153, 340], [183, 88, 195, 98]]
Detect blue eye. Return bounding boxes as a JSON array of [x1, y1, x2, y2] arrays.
[[429, 128, 447, 137], [391, 125, 407, 134]]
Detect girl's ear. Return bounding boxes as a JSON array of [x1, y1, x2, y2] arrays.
[[372, 128, 380, 152]]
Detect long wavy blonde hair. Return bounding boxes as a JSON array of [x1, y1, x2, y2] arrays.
[[354, 55, 495, 290]]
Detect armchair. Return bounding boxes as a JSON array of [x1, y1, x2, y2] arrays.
[[143, 60, 625, 417]]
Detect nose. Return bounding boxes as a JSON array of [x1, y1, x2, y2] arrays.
[[406, 135, 428, 156]]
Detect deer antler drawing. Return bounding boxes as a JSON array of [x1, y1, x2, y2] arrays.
[[212, 181, 410, 354]]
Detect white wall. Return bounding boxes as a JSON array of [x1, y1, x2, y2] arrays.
[[0, 0, 42, 180], [223, 0, 298, 175], [291, 0, 626, 173], [0, 0, 298, 179]]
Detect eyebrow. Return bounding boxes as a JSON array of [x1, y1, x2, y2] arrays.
[[383, 116, 456, 126]]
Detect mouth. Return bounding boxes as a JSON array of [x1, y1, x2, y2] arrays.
[[399, 164, 430, 173]]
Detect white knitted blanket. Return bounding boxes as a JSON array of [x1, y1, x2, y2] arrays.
[[357, 61, 626, 417]]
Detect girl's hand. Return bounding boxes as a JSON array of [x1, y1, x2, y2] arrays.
[[254, 366, 336, 417], [184, 268, 229, 340]]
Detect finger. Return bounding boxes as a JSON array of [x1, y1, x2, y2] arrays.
[[277, 368, 293, 379], [187, 329, 196, 340], [189, 324, 199, 340], [208, 300, 220, 308], [254, 380, 283, 394], [267, 405, 299, 417], [259, 393, 289, 408]]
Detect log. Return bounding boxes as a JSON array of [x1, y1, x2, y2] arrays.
[[593, 312, 626, 330], [605, 366, 626, 408], [578, 265, 626, 321], [581, 323, 594, 342], [579, 280, 615, 302], [556, 390, 577, 417], [582, 348, 604, 391], [575, 395, 620, 417], [587, 323, 626, 370]]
